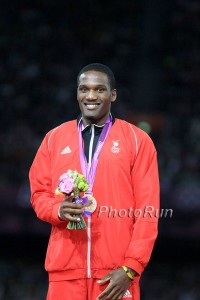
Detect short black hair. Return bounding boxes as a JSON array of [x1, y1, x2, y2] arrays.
[[77, 63, 116, 89]]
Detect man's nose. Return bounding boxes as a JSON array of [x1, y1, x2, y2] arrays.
[[86, 90, 97, 100]]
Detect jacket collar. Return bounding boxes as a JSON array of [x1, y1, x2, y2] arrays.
[[77, 112, 115, 128]]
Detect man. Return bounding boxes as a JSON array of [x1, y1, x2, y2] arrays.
[[29, 63, 160, 300]]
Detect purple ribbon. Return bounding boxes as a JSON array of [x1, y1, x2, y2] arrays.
[[73, 197, 91, 217], [79, 116, 112, 195]]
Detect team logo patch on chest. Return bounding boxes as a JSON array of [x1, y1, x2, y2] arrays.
[[111, 140, 120, 153]]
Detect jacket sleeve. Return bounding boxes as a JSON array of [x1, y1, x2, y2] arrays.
[[29, 132, 62, 226], [123, 130, 160, 275]]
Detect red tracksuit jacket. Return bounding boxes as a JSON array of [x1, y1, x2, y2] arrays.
[[29, 118, 159, 290]]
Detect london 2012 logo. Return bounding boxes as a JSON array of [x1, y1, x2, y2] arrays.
[[111, 140, 120, 153]]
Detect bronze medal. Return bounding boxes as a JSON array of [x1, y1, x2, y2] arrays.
[[84, 194, 97, 214]]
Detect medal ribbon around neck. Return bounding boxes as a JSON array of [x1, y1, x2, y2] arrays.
[[78, 116, 112, 214]]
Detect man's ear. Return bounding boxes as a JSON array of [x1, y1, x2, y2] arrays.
[[111, 89, 117, 102]]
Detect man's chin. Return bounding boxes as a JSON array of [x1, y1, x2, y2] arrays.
[[84, 114, 98, 123]]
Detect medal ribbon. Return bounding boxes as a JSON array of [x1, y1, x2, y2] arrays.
[[79, 116, 112, 194]]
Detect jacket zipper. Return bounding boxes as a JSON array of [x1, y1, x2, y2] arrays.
[[87, 124, 95, 278]]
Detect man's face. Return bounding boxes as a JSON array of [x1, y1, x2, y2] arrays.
[[77, 71, 116, 126]]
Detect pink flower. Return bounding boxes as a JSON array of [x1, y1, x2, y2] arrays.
[[58, 173, 74, 194]]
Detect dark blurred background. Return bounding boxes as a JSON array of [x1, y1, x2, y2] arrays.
[[0, 0, 200, 299]]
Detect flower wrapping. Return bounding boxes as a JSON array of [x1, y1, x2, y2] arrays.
[[55, 170, 90, 230]]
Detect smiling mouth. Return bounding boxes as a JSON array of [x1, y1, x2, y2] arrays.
[[84, 103, 100, 109]]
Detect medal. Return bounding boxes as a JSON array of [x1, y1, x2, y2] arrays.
[[84, 194, 97, 214]]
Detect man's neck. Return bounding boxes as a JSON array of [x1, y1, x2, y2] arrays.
[[77, 113, 115, 128], [82, 114, 111, 127]]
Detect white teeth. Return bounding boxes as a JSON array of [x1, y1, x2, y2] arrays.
[[86, 104, 99, 109]]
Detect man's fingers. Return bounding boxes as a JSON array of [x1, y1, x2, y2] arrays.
[[103, 287, 122, 300], [62, 193, 74, 202], [66, 214, 81, 222], [67, 192, 74, 199], [96, 282, 113, 299], [97, 285, 124, 300], [59, 198, 84, 221], [62, 201, 84, 210], [64, 207, 84, 215], [97, 275, 111, 285], [96, 268, 133, 300]]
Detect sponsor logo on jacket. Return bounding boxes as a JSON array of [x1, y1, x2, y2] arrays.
[[61, 146, 71, 154], [122, 289, 132, 298]]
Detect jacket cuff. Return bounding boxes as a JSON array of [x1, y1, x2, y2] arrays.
[[123, 258, 144, 276], [51, 202, 65, 225]]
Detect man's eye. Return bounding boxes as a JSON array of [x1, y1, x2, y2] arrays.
[[80, 87, 87, 92], [97, 88, 105, 92]]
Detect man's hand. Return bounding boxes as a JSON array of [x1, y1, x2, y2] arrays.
[[58, 194, 84, 222], [97, 268, 133, 300]]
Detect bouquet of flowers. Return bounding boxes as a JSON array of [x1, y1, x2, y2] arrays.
[[55, 170, 90, 230]]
